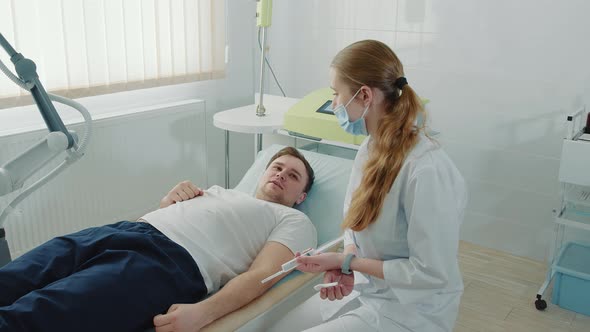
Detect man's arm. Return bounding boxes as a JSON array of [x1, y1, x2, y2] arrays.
[[199, 241, 295, 325], [153, 241, 297, 331]]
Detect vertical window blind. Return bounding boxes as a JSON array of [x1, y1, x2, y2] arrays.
[[0, 0, 225, 108]]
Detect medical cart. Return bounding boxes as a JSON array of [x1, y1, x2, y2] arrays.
[[535, 106, 590, 313]]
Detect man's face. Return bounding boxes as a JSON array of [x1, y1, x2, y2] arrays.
[[255, 155, 308, 207]]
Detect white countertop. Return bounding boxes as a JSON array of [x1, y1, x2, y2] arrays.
[[213, 94, 300, 134]]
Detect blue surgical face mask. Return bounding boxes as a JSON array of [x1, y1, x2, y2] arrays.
[[330, 88, 369, 136]]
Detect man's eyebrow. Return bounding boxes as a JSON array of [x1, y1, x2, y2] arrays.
[[272, 161, 303, 178], [291, 168, 302, 178]]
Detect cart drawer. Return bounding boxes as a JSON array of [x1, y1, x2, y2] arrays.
[[551, 242, 590, 316], [558, 139, 590, 186]]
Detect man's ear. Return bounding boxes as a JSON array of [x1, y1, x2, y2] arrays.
[[296, 192, 307, 205]]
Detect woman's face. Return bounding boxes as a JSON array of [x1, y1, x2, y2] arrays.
[[329, 68, 365, 122]]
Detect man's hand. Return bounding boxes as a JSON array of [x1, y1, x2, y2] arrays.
[[160, 181, 204, 208], [153, 302, 211, 332], [318, 269, 354, 301]]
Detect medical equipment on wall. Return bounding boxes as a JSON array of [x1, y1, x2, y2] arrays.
[[0, 32, 92, 267], [261, 235, 344, 284]]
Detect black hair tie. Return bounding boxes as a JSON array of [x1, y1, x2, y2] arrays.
[[395, 77, 408, 89]]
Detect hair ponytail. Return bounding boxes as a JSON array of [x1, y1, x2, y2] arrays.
[[334, 40, 426, 231]]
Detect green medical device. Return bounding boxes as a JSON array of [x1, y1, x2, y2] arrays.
[[284, 88, 430, 146], [284, 88, 366, 145]]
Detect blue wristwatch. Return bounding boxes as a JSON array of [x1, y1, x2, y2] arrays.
[[341, 253, 356, 275]]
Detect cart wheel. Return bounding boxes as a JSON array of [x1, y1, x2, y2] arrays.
[[535, 296, 547, 311]]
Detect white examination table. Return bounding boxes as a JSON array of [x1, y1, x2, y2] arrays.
[[202, 144, 354, 331]]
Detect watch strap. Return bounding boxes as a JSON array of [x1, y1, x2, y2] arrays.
[[341, 253, 356, 275]]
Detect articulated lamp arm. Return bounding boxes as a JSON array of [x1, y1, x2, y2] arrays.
[[0, 32, 92, 267], [0, 33, 75, 148], [0, 33, 83, 197], [0, 33, 92, 225]]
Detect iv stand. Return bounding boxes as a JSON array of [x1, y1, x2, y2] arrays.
[[221, 0, 272, 188], [255, 25, 268, 154], [254, 0, 272, 155]]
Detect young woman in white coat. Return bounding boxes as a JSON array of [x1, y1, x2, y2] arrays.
[[270, 40, 467, 332]]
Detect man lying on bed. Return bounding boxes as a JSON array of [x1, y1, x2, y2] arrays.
[[0, 147, 316, 332]]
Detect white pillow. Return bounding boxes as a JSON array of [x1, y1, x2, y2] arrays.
[[235, 144, 354, 245]]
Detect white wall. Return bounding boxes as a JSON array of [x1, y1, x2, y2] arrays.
[[257, 0, 590, 261]]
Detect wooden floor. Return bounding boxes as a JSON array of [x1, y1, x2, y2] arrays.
[[455, 241, 590, 332]]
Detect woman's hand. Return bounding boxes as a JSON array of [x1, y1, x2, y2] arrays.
[[295, 252, 344, 273], [319, 269, 355, 301]]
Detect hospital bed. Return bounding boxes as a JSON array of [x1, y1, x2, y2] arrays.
[[202, 144, 354, 331]]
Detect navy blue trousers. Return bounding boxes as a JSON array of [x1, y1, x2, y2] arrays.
[[0, 221, 207, 332]]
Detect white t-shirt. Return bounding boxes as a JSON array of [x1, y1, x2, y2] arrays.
[[141, 185, 317, 293]]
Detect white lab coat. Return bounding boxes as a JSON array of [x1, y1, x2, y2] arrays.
[[321, 134, 467, 331]]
